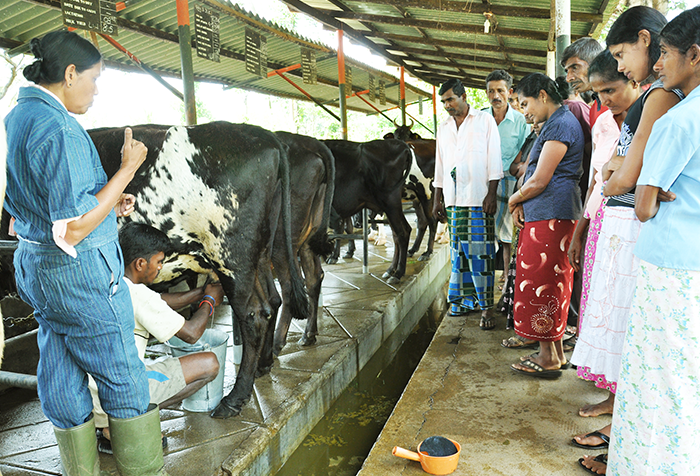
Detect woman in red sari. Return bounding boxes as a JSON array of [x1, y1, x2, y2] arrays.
[[508, 73, 585, 378]]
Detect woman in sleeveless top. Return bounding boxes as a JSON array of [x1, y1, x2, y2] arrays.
[[608, 7, 700, 475], [574, 7, 684, 474]]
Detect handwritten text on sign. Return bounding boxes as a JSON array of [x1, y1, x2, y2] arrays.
[[61, 0, 118, 35], [194, 4, 220, 62]]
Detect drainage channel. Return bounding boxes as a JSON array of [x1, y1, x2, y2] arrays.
[[275, 286, 448, 476]]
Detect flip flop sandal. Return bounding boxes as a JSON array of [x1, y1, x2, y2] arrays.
[[571, 430, 610, 449], [480, 315, 496, 330], [501, 335, 538, 349], [511, 359, 562, 379], [578, 453, 607, 474], [518, 353, 573, 369]]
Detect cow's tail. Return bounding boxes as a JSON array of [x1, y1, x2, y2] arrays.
[[308, 144, 336, 258], [395, 145, 413, 190], [278, 143, 311, 320]]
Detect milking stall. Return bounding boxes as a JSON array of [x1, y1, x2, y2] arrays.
[[0, 0, 680, 475]]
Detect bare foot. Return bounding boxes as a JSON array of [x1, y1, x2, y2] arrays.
[[579, 453, 607, 474], [572, 424, 610, 448], [579, 393, 615, 417]]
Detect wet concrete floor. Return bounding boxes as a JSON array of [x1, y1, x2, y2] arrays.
[[358, 294, 612, 475], [0, 227, 451, 475]]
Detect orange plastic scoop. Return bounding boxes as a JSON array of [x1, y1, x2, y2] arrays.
[[392, 437, 461, 475]]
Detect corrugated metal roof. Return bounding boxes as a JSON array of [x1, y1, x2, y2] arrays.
[[280, 0, 624, 89], [0, 0, 432, 116]]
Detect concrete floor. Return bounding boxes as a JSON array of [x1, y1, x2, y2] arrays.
[[358, 299, 612, 475], [0, 228, 451, 476]]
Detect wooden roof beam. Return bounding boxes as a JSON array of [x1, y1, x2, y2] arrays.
[[368, 32, 548, 58], [398, 45, 545, 70], [345, 0, 603, 23], [415, 57, 536, 76], [278, 0, 429, 81], [325, 11, 550, 40]]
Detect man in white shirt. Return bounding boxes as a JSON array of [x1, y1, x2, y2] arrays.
[[484, 70, 529, 284], [91, 222, 223, 453], [432, 78, 503, 329]]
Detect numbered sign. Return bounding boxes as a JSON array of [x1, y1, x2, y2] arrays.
[[379, 80, 386, 106], [301, 47, 317, 85], [61, 0, 118, 36], [194, 4, 220, 62], [245, 28, 267, 77], [369, 74, 376, 102]]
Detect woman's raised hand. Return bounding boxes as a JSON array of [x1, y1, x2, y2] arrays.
[[120, 127, 147, 175]]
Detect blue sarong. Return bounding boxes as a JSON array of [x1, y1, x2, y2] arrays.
[[447, 206, 496, 313]]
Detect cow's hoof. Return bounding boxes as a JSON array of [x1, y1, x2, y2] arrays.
[[299, 334, 317, 346], [343, 252, 354, 259], [210, 400, 242, 419], [407, 250, 417, 257], [418, 253, 432, 262], [256, 365, 272, 378], [326, 257, 338, 265], [386, 276, 400, 285], [381, 271, 392, 279]]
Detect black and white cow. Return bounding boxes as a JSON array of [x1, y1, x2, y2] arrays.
[[89, 121, 308, 419], [268, 131, 335, 357], [323, 139, 412, 284], [384, 125, 438, 261]]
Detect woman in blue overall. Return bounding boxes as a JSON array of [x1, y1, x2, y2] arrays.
[[4, 31, 167, 475]]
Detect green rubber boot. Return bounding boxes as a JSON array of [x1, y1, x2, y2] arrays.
[[108, 404, 169, 476], [53, 415, 100, 476]]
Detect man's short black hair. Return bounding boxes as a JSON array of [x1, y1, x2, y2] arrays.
[[438, 78, 465, 97], [485, 69, 513, 89], [119, 222, 171, 266], [560, 37, 604, 67]]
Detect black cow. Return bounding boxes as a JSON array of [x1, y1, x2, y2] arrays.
[[88, 121, 309, 419], [268, 132, 335, 357], [384, 125, 438, 261], [322, 139, 412, 284]]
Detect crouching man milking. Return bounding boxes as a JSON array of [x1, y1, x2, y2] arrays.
[[90, 222, 223, 453]]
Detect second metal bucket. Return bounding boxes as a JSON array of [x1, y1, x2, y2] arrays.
[[167, 328, 229, 412]]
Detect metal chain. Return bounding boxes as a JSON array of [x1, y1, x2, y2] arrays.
[[2, 312, 36, 328]]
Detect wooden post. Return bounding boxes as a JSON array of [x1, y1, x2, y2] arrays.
[[554, 0, 571, 78], [432, 85, 438, 136], [337, 29, 348, 141], [399, 66, 406, 126], [176, 0, 197, 125], [337, 29, 367, 272]]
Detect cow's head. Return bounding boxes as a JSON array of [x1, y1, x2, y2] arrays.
[[386, 118, 421, 142]]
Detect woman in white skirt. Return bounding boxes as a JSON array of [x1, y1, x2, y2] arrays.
[[571, 9, 683, 471], [607, 7, 700, 475]]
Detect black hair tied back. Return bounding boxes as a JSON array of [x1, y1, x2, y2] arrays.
[[22, 30, 101, 86], [22, 38, 45, 84]]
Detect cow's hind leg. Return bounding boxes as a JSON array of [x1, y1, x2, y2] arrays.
[[420, 197, 437, 261], [342, 218, 355, 259], [299, 245, 323, 346], [257, 278, 278, 377], [211, 274, 271, 419], [381, 202, 411, 284], [408, 199, 427, 257]]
